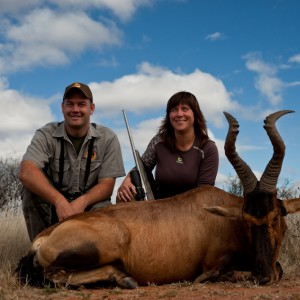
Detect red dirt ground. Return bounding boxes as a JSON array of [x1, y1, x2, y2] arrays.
[[32, 274, 300, 300]]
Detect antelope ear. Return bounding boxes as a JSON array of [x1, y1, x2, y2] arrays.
[[204, 204, 243, 220], [282, 198, 300, 215]]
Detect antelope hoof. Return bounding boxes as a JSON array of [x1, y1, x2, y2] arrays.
[[118, 276, 139, 289]]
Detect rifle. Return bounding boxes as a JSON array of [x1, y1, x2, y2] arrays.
[[122, 110, 154, 201]]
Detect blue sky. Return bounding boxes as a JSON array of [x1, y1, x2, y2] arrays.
[[1, 0, 300, 200]]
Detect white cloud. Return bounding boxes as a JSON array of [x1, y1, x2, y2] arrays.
[[91, 62, 239, 127], [286, 81, 300, 87], [0, 89, 53, 134], [0, 0, 40, 14], [0, 82, 54, 158], [0, 0, 152, 21], [244, 52, 300, 106], [0, 134, 34, 160], [245, 55, 276, 75], [288, 54, 300, 64], [0, 8, 122, 73], [243, 52, 284, 105], [49, 0, 152, 21], [254, 74, 284, 105], [205, 32, 226, 41]]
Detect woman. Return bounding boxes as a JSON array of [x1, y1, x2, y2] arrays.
[[117, 91, 219, 202]]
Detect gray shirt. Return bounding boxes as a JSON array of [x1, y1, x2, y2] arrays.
[[22, 122, 125, 194]]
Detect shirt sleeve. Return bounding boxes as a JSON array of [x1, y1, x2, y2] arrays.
[[197, 140, 219, 186], [22, 128, 52, 169], [141, 134, 160, 171], [97, 133, 125, 178]]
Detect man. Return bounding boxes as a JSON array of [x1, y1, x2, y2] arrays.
[[19, 82, 125, 241]]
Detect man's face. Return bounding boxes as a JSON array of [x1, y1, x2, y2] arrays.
[[62, 91, 95, 132]]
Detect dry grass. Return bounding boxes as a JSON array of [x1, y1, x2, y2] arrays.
[[279, 214, 300, 273], [0, 209, 300, 299], [0, 211, 30, 299], [0, 212, 80, 299]]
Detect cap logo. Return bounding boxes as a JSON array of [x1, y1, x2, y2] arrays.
[[72, 82, 81, 88]]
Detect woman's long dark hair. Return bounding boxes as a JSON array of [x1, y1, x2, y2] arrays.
[[158, 91, 209, 151]]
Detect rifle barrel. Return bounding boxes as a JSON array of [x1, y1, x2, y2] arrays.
[[122, 110, 148, 200]]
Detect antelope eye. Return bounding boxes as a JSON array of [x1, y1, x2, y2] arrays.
[[271, 216, 279, 227]]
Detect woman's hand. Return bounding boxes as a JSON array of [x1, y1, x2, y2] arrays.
[[116, 175, 137, 203]]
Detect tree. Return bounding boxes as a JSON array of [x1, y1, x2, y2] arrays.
[[277, 178, 300, 199], [223, 174, 243, 197], [0, 157, 22, 213], [223, 174, 300, 199]]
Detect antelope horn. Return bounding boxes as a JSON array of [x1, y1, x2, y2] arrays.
[[259, 110, 294, 192], [224, 112, 257, 193]]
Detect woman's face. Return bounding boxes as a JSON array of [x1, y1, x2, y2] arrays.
[[169, 103, 195, 133]]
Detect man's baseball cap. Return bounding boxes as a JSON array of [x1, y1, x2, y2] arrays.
[[63, 82, 93, 102]]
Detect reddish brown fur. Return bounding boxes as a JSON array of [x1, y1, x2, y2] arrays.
[[18, 185, 300, 288], [26, 186, 249, 287]]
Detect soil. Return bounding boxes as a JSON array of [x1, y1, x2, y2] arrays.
[[25, 274, 300, 300]]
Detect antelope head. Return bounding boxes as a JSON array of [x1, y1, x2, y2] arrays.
[[209, 110, 294, 284]]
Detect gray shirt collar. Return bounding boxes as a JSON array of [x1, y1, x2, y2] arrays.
[[52, 122, 100, 139]]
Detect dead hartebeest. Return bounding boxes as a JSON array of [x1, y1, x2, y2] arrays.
[[17, 110, 300, 288]]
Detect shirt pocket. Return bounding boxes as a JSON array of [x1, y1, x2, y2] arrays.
[[80, 159, 102, 189], [49, 159, 71, 187]]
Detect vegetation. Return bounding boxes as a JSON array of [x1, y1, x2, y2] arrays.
[[224, 173, 300, 199], [0, 157, 22, 213]]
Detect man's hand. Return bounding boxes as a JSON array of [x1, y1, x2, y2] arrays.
[[55, 199, 77, 221], [69, 195, 89, 214]]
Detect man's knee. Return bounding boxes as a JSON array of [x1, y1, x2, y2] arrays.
[[22, 189, 53, 241]]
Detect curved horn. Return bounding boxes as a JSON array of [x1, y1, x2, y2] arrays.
[[224, 112, 257, 193], [259, 110, 294, 192]]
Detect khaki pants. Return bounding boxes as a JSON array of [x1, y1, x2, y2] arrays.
[[22, 188, 112, 241]]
